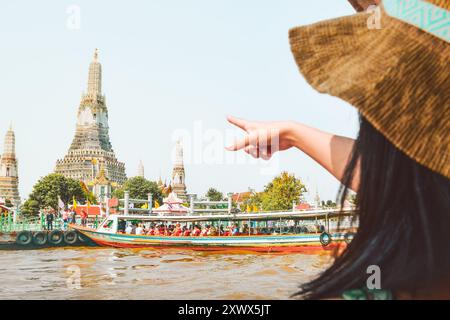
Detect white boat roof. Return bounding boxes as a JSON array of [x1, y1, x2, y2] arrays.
[[107, 208, 355, 222]]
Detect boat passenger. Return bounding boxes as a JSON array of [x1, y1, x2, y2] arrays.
[[200, 225, 210, 237], [135, 224, 144, 235], [171, 224, 182, 237], [117, 220, 126, 233], [183, 227, 191, 237], [125, 224, 133, 234], [191, 225, 201, 237], [147, 227, 155, 236], [208, 226, 218, 236], [153, 226, 162, 236], [231, 224, 239, 236], [222, 226, 230, 237]]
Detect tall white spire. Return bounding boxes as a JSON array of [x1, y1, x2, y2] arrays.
[[171, 139, 187, 200], [87, 48, 102, 98], [174, 139, 184, 167], [137, 160, 145, 178], [0, 125, 20, 205], [3, 126, 15, 156]]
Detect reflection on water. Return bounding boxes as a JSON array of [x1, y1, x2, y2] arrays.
[[0, 248, 332, 300]]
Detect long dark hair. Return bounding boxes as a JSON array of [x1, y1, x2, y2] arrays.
[[298, 115, 450, 299]]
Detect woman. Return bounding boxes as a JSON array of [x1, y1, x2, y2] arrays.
[[227, 0, 449, 299], [171, 223, 183, 237], [183, 226, 191, 237], [192, 225, 201, 237], [208, 226, 218, 236], [200, 225, 210, 237], [146, 225, 155, 236]]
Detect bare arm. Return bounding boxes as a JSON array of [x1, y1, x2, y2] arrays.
[[226, 116, 359, 191], [289, 123, 359, 191]]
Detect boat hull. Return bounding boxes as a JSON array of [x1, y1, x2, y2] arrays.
[[74, 226, 345, 254]]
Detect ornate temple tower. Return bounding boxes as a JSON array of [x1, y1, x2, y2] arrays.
[[55, 49, 126, 188], [0, 126, 21, 205], [171, 140, 187, 201]]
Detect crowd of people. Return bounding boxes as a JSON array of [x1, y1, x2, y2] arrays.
[[121, 222, 241, 237], [119, 222, 326, 237], [43, 208, 89, 230]]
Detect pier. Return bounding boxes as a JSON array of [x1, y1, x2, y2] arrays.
[[0, 214, 97, 249]]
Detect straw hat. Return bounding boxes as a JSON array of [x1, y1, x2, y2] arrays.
[[289, 0, 449, 178]]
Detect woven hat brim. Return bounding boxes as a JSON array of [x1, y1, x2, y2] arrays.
[[289, 8, 450, 178]]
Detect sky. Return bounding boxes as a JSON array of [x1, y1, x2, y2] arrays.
[[0, 0, 359, 203]]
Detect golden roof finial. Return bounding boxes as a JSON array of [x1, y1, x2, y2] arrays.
[[93, 163, 109, 185]]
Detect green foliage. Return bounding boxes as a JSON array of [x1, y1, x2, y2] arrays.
[[23, 174, 86, 215], [112, 176, 163, 207], [348, 194, 358, 206], [4, 199, 13, 208], [260, 172, 307, 211], [20, 199, 40, 216], [322, 200, 337, 208], [84, 189, 98, 205], [205, 188, 224, 202], [239, 192, 263, 211], [79, 182, 98, 204]]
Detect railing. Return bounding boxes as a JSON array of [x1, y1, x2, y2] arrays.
[[0, 215, 43, 233], [0, 214, 102, 233]]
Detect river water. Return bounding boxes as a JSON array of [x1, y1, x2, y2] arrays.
[[0, 248, 332, 300]]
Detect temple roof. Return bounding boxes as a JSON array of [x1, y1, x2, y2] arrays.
[[93, 164, 110, 185], [163, 192, 184, 204], [153, 192, 189, 214]]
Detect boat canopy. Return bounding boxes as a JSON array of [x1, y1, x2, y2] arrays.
[[107, 209, 354, 223]]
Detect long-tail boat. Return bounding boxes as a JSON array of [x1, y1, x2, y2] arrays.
[[71, 210, 355, 253]]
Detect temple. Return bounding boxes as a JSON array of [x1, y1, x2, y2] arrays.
[[0, 125, 21, 206], [55, 49, 127, 196], [171, 140, 187, 201]]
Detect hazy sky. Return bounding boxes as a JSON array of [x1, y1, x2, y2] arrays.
[[0, 0, 359, 203]]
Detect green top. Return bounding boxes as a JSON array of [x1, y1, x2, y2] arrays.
[[342, 288, 394, 300]]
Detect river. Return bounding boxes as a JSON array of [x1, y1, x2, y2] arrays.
[[0, 248, 332, 300]]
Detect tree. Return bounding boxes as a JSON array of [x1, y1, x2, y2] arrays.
[[4, 199, 14, 208], [112, 177, 163, 207], [348, 194, 358, 206], [21, 174, 87, 215], [240, 192, 263, 212], [21, 199, 40, 216], [205, 188, 223, 202], [260, 172, 307, 211], [322, 200, 337, 208]]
